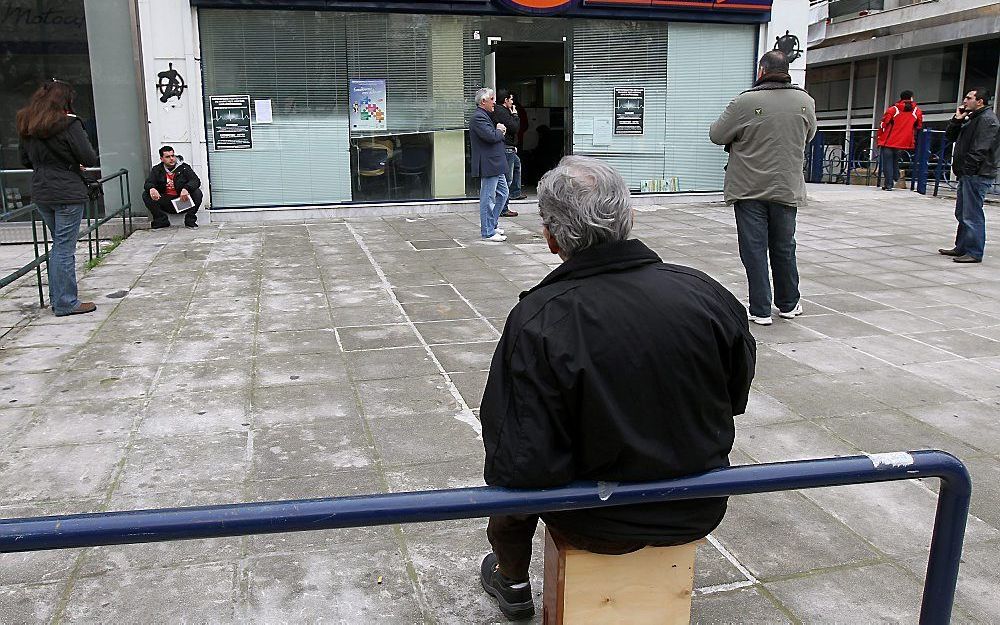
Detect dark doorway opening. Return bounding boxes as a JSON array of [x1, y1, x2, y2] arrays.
[[495, 41, 568, 195]]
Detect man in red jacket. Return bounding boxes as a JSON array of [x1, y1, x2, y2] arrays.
[[877, 90, 923, 191]]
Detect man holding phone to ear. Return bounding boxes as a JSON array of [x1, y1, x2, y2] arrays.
[[938, 88, 999, 264]]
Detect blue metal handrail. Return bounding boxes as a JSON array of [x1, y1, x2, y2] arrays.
[[0, 450, 970, 624]]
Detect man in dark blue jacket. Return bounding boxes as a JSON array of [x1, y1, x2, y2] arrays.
[[938, 88, 999, 264], [470, 87, 509, 242], [478, 156, 756, 621]]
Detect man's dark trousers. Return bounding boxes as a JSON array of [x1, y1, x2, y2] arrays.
[[734, 200, 800, 318], [953, 175, 992, 260], [880, 147, 900, 190], [142, 189, 202, 227]]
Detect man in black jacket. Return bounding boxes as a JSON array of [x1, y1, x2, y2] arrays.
[[492, 90, 523, 216], [938, 88, 999, 264], [143, 145, 203, 229], [478, 156, 756, 621]]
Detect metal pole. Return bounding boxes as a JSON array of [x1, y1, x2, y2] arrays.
[[915, 129, 930, 195], [30, 209, 45, 308], [0, 451, 971, 623]]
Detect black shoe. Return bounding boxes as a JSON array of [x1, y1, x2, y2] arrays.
[[953, 254, 982, 263], [480, 553, 534, 621], [513, 194, 528, 200], [938, 247, 962, 256], [500, 209, 518, 217], [185, 221, 199, 229], [150, 222, 170, 230]]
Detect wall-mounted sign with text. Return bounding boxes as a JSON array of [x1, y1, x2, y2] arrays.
[[614, 87, 644, 136], [210, 95, 252, 150]]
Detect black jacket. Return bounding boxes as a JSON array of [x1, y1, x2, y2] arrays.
[[946, 106, 999, 178], [144, 162, 202, 196], [492, 105, 519, 147], [481, 239, 756, 544], [19, 115, 99, 204]]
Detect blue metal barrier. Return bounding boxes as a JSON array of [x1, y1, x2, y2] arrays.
[[0, 450, 970, 624]]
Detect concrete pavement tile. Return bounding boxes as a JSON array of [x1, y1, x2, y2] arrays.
[[803, 481, 997, 559], [711, 491, 879, 578], [902, 400, 1000, 456], [400, 300, 477, 322], [167, 335, 253, 363], [448, 370, 489, 410], [117, 433, 247, 492], [903, 360, 1000, 400], [753, 374, 890, 419], [390, 284, 460, 303], [325, 285, 395, 308], [254, 351, 350, 388], [152, 359, 252, 397], [816, 410, 980, 459], [415, 319, 498, 345], [0, 583, 62, 622], [17, 400, 136, 446], [255, 328, 341, 356], [452, 280, 524, 301], [240, 543, 424, 623], [257, 309, 335, 332], [0, 441, 122, 503], [354, 375, 461, 419], [693, 541, 751, 589], [765, 563, 922, 623], [960, 457, 1000, 529], [371, 413, 482, 467], [252, 383, 359, 426], [690, 586, 791, 623], [751, 345, 820, 382], [181, 310, 257, 333], [0, 407, 32, 448], [259, 291, 326, 314], [385, 455, 486, 493], [966, 324, 1000, 341], [328, 304, 406, 327], [847, 309, 948, 334], [62, 562, 237, 622], [369, 271, 446, 287], [71, 338, 173, 368], [736, 420, 855, 464], [430, 341, 496, 373], [747, 320, 826, 345], [47, 365, 158, 403], [806, 293, 892, 313], [79, 535, 243, 578], [912, 305, 1000, 330], [252, 421, 372, 480], [0, 344, 77, 373], [836, 368, 972, 409], [788, 313, 890, 339], [87, 315, 179, 344], [771, 340, 890, 374], [139, 388, 250, 437], [336, 323, 419, 351], [1, 319, 102, 348], [899, 539, 1000, 623], [842, 334, 958, 366], [739, 390, 803, 427], [904, 329, 1000, 359], [346, 346, 438, 381]]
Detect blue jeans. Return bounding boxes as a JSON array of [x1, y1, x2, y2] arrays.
[[479, 174, 509, 238], [734, 200, 800, 318], [953, 175, 991, 260], [504, 150, 522, 206], [880, 147, 900, 189], [35, 202, 85, 315]]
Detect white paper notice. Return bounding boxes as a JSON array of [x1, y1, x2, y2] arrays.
[[593, 117, 612, 146], [171, 195, 195, 213], [254, 99, 272, 124]]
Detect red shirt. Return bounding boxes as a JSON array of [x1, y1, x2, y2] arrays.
[[164, 169, 179, 197], [877, 100, 923, 149]]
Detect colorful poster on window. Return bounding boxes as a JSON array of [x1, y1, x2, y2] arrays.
[[210, 95, 253, 150], [614, 87, 644, 136], [350, 79, 387, 131]]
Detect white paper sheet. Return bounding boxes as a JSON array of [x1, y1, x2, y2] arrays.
[[171, 195, 195, 213], [593, 117, 612, 146], [254, 99, 273, 124]]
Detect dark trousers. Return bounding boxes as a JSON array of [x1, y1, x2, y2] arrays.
[[953, 175, 991, 260], [142, 189, 202, 227], [880, 147, 900, 189], [734, 200, 800, 318], [487, 515, 646, 581]]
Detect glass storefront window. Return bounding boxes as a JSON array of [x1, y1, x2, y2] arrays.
[[891, 46, 962, 105], [851, 59, 877, 110], [805, 63, 851, 112], [963, 38, 1000, 100]]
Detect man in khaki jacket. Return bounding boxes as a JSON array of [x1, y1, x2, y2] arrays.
[[710, 50, 817, 326]]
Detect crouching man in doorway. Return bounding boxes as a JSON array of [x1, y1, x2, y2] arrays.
[[143, 145, 203, 229], [478, 156, 756, 620]]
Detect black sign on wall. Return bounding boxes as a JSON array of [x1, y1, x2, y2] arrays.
[[614, 87, 644, 136], [210, 95, 252, 150]]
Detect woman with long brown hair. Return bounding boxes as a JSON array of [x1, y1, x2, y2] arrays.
[[17, 79, 100, 316]]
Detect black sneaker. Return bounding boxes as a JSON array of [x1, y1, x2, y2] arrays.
[[480, 553, 534, 621], [185, 222, 199, 229], [150, 222, 170, 230]]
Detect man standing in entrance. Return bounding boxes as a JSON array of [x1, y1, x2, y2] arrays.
[[938, 88, 999, 264], [471, 87, 510, 242], [710, 51, 817, 326], [493, 90, 523, 216], [877, 90, 923, 191], [478, 156, 755, 621], [143, 146, 203, 229]]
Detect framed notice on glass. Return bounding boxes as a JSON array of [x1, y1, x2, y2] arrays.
[[350, 79, 388, 131], [210, 95, 253, 150], [614, 87, 644, 136]]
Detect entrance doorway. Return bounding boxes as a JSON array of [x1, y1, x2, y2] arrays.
[[493, 41, 568, 195]]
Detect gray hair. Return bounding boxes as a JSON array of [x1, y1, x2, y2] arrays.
[[475, 87, 495, 105], [537, 156, 633, 257]]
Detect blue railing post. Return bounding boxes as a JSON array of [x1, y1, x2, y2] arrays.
[[915, 129, 931, 195], [809, 134, 824, 183]]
